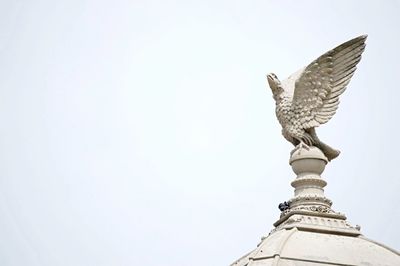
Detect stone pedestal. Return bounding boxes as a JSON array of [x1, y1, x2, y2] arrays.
[[290, 147, 329, 208], [272, 146, 360, 236], [232, 146, 400, 266]]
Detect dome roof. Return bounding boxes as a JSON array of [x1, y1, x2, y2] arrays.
[[232, 147, 400, 266], [232, 228, 400, 266]]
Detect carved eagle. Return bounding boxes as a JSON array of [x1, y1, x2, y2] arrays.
[[267, 35, 367, 161]]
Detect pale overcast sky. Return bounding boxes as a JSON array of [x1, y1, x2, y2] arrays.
[[0, 1, 399, 265]]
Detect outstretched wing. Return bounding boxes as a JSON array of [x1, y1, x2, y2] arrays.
[[291, 35, 367, 129]]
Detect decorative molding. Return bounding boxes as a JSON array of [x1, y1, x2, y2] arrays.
[[291, 177, 327, 188], [288, 195, 332, 207], [280, 205, 337, 218], [270, 214, 361, 236]]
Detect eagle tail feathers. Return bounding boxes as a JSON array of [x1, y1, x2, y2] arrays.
[[308, 128, 340, 161], [315, 141, 340, 161]]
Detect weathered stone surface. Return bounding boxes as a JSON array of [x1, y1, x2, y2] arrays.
[[267, 35, 367, 161], [231, 36, 400, 266], [232, 228, 400, 266], [231, 147, 400, 266]]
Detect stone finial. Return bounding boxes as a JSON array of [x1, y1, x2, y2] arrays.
[[271, 146, 361, 236], [289, 147, 328, 207]]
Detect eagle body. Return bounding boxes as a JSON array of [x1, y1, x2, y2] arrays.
[[267, 35, 367, 161]]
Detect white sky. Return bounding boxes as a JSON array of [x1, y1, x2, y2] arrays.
[[0, 1, 399, 265]]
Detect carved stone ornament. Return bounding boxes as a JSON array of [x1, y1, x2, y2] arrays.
[[272, 146, 358, 235], [270, 214, 361, 237], [280, 205, 337, 218], [230, 36, 400, 266], [267, 35, 367, 161]]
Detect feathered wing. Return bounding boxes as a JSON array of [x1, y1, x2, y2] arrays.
[[291, 35, 367, 129]]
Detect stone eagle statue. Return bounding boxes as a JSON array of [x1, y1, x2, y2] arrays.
[[267, 35, 367, 161]]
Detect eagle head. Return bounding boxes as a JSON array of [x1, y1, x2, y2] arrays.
[[267, 73, 282, 100]]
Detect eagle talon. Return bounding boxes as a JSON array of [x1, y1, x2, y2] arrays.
[[291, 141, 310, 156], [298, 142, 310, 151], [303, 133, 314, 146]]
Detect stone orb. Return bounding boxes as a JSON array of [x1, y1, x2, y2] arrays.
[[289, 146, 328, 175]]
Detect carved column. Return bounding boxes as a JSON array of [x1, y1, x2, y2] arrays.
[[271, 147, 361, 236], [289, 147, 331, 209]]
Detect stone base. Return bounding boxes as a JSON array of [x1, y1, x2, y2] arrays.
[[272, 146, 361, 237], [272, 212, 361, 237]]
